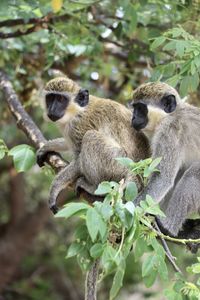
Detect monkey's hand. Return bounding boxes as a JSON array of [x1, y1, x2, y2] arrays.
[[36, 148, 62, 167]]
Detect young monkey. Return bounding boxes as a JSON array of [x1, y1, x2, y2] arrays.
[[131, 82, 200, 241], [37, 77, 149, 213]]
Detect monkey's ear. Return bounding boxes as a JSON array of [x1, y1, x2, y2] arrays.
[[161, 94, 177, 113], [75, 89, 89, 107]]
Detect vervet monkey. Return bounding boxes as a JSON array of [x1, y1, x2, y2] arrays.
[[37, 77, 150, 213], [131, 81, 200, 240]]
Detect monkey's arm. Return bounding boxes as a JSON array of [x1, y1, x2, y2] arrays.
[[135, 129, 182, 205], [37, 138, 68, 167]]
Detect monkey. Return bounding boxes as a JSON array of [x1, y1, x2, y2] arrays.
[[37, 77, 150, 214], [130, 81, 200, 244]]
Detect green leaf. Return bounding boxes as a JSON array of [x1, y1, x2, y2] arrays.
[[144, 157, 162, 177], [114, 22, 123, 39], [150, 238, 165, 259], [176, 41, 186, 57], [151, 36, 166, 50], [124, 201, 135, 216], [66, 242, 84, 258], [145, 195, 166, 217], [164, 289, 183, 300], [157, 256, 168, 281], [98, 199, 113, 221], [9, 144, 36, 172], [180, 76, 190, 96], [55, 202, 90, 218], [165, 75, 180, 87], [90, 243, 104, 258], [95, 181, 112, 195], [77, 248, 92, 272], [126, 5, 137, 33], [115, 157, 133, 167], [149, 157, 162, 172], [143, 270, 157, 287], [86, 207, 107, 242], [142, 255, 156, 277], [102, 245, 117, 270], [109, 260, 126, 300], [134, 236, 150, 261], [190, 73, 199, 91], [74, 225, 88, 241], [163, 40, 176, 51], [125, 182, 138, 201]]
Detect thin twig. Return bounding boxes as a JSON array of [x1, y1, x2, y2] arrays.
[[154, 222, 182, 274], [0, 13, 72, 28]]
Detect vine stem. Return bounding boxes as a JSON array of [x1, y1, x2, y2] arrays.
[[154, 222, 182, 274], [85, 259, 100, 300], [142, 217, 200, 244]]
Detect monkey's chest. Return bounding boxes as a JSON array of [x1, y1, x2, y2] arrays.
[[63, 122, 85, 153]]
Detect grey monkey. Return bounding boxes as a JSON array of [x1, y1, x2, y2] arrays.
[[37, 77, 150, 213], [131, 81, 200, 242]]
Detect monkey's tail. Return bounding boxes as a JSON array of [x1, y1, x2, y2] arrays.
[[49, 159, 80, 214]]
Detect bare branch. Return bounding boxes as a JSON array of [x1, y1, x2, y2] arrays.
[[0, 70, 66, 170], [0, 13, 72, 28], [0, 25, 41, 39]]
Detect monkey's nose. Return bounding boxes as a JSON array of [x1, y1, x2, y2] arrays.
[[47, 113, 60, 122]]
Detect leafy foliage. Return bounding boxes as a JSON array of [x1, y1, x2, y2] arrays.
[[1, 0, 200, 299], [0, 139, 36, 172], [151, 26, 200, 96], [55, 157, 168, 299]]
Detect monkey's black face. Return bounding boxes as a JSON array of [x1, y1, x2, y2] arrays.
[[132, 102, 148, 131], [160, 94, 177, 113], [46, 93, 69, 122]]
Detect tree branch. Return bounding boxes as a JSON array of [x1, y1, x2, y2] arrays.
[[0, 13, 72, 28], [0, 25, 41, 39], [85, 260, 100, 300], [0, 70, 66, 171]]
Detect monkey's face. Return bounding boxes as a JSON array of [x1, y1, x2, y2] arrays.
[[132, 102, 148, 131], [45, 89, 89, 122], [132, 94, 176, 137]]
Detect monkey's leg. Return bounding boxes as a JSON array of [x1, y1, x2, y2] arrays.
[[157, 161, 200, 237], [75, 177, 97, 195], [49, 159, 79, 213], [37, 138, 68, 167], [79, 130, 137, 187]]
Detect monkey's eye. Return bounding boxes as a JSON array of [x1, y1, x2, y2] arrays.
[[161, 94, 177, 113]]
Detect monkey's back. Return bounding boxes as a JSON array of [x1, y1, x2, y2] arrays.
[[67, 97, 150, 161]]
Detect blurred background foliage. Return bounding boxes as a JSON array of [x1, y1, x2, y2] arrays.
[[0, 0, 200, 299]]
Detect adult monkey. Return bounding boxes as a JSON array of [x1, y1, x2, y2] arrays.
[[37, 76, 150, 213], [131, 82, 200, 251]]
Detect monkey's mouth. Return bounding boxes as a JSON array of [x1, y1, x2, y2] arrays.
[[131, 117, 148, 131], [47, 114, 61, 122]]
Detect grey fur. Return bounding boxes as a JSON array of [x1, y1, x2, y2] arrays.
[[132, 82, 200, 236], [38, 77, 150, 212]]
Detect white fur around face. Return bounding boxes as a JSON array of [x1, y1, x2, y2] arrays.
[[56, 102, 85, 125], [142, 105, 167, 141]]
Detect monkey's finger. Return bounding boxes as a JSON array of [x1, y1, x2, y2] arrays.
[[49, 204, 59, 215], [36, 150, 62, 167]]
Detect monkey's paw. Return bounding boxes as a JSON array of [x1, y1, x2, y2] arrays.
[[36, 148, 61, 167], [49, 204, 59, 215]]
